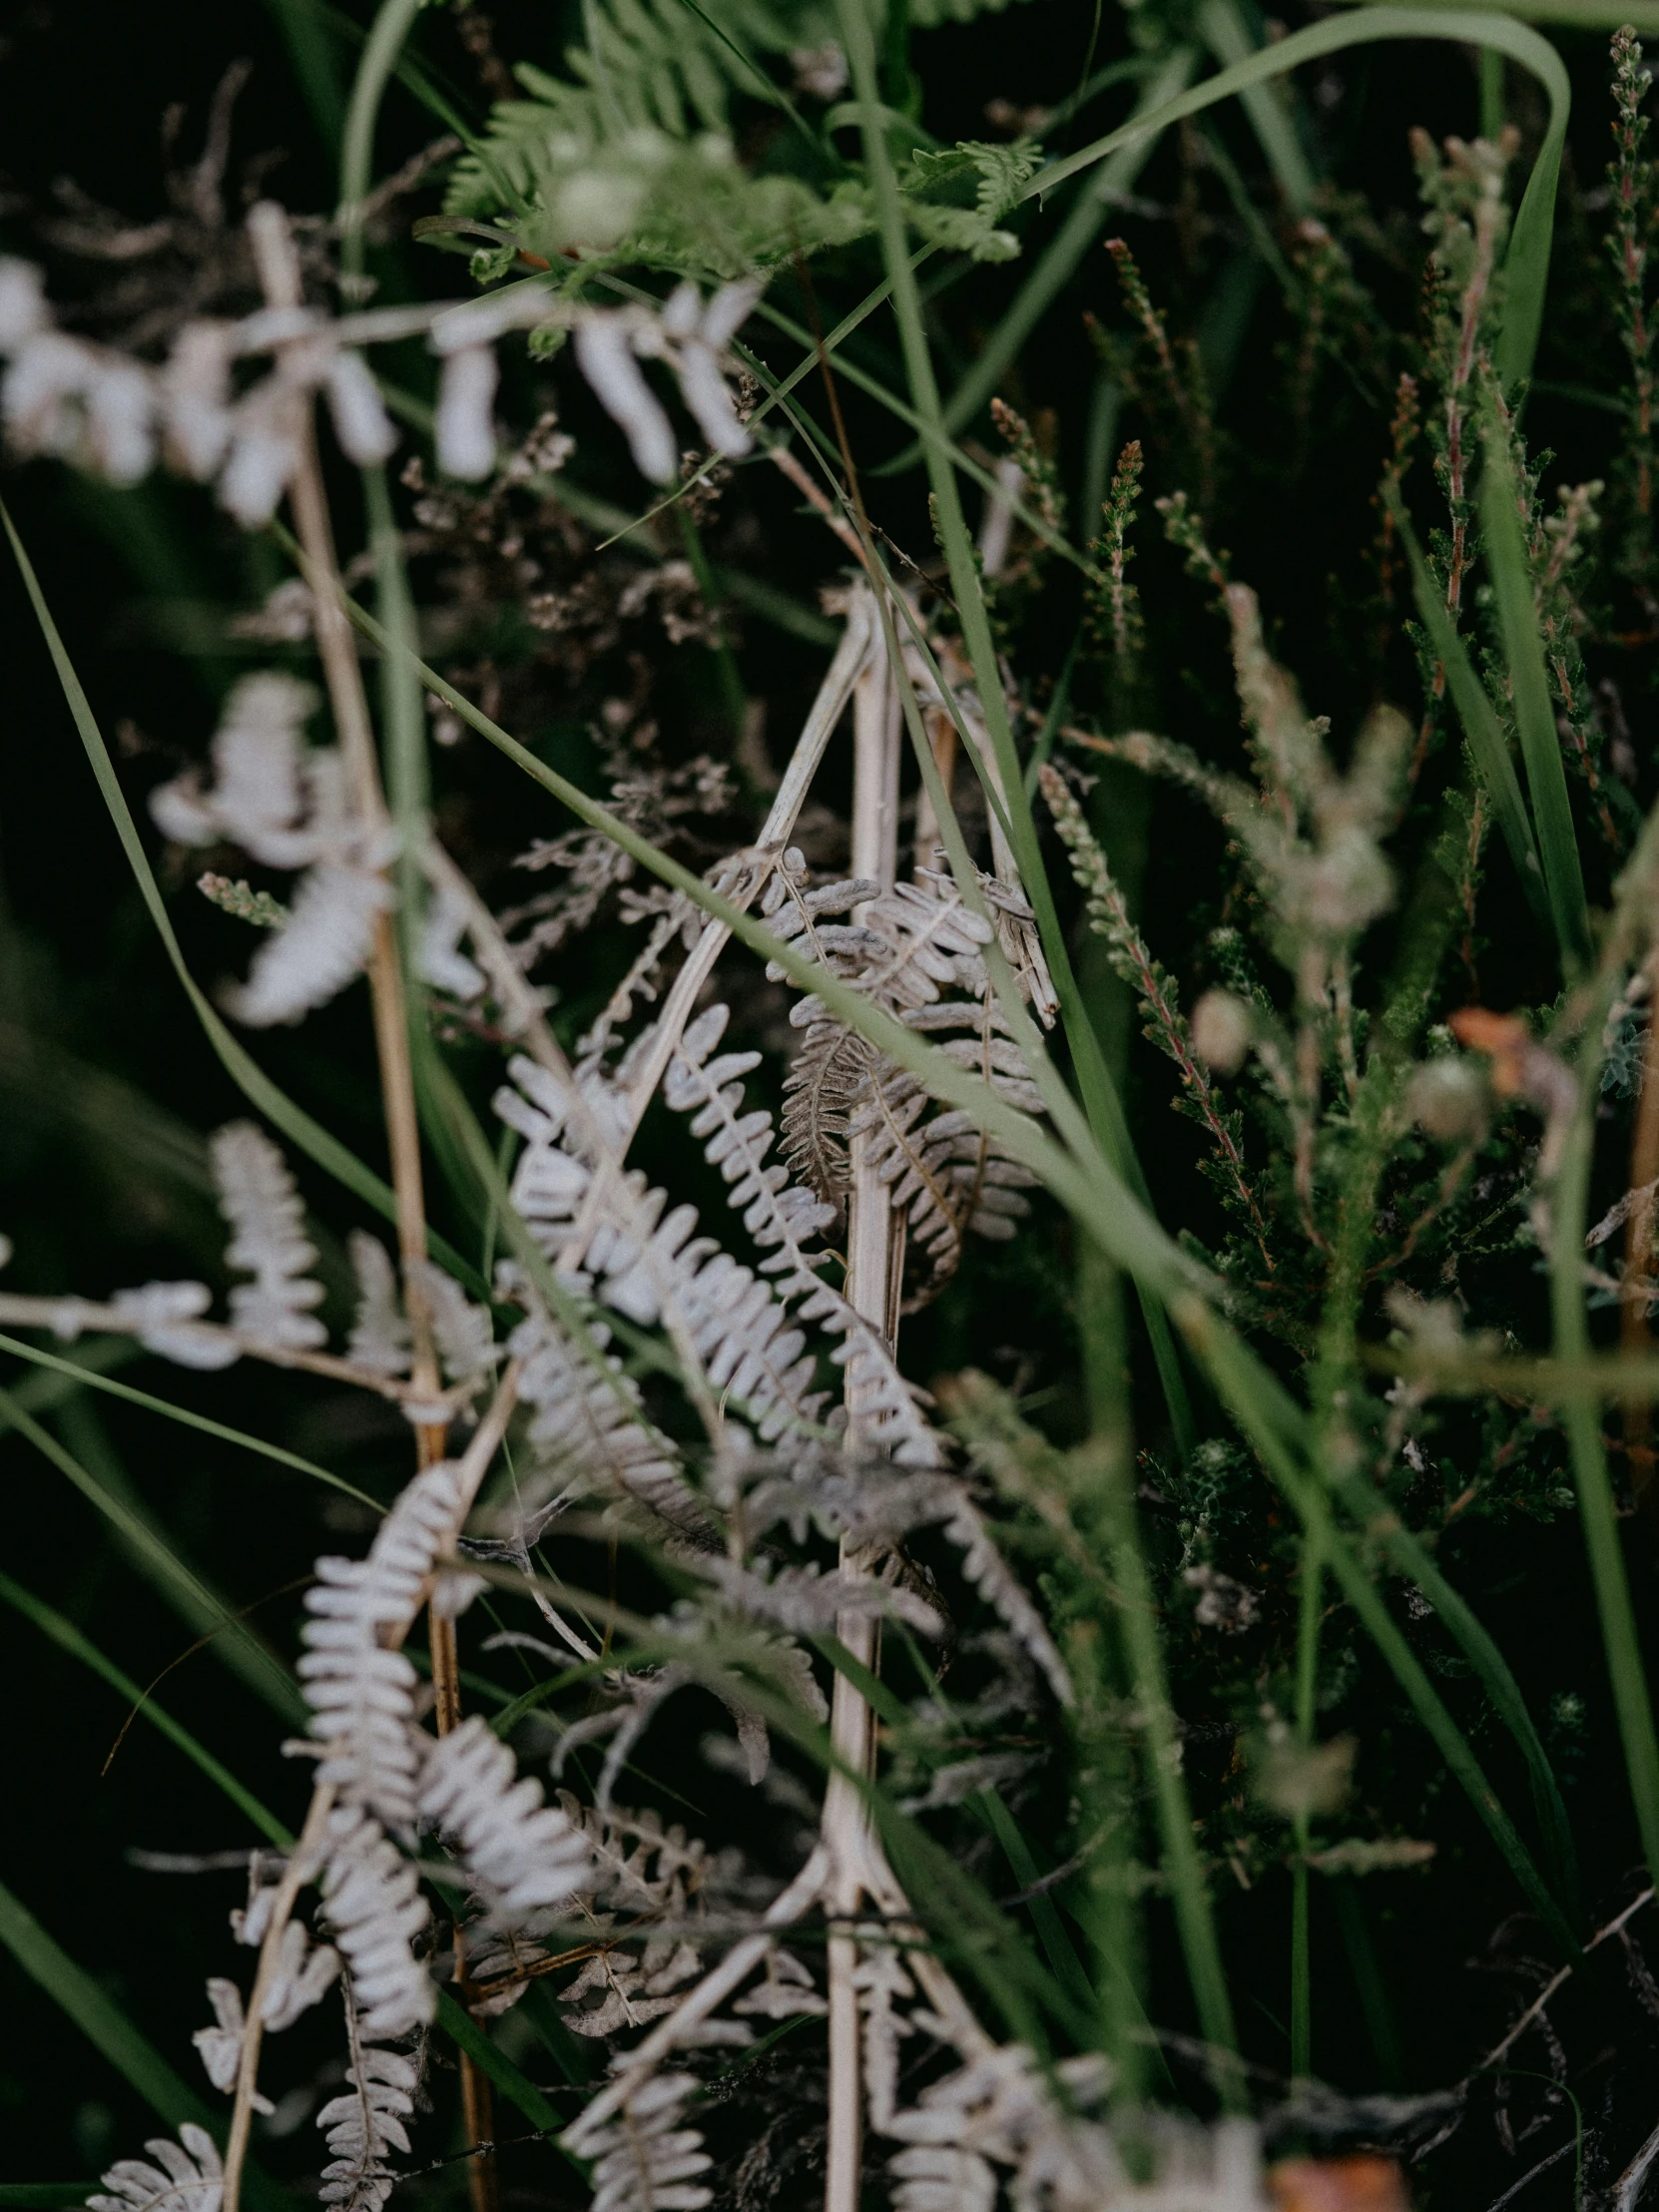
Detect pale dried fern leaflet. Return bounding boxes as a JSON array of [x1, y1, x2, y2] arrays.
[[663, 1001, 945, 1463], [765, 857, 1047, 1304], [150, 673, 395, 1028], [496, 1051, 838, 1449], [87, 2127, 225, 2212], [565, 2069, 713, 2212], [417, 1713, 592, 1928], [211, 1120, 326, 1351], [503, 1268, 710, 1540], [314, 1983, 420, 2212], [294, 1456, 473, 1829]]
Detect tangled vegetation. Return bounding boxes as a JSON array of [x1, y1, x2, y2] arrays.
[[6, 0, 1659, 2208]]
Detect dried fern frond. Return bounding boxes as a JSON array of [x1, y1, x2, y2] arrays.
[[663, 1005, 945, 1464], [223, 857, 394, 1028], [316, 1804, 434, 2039], [296, 1457, 472, 1828], [346, 1232, 412, 1379], [150, 673, 318, 863], [503, 1270, 711, 1542], [210, 1120, 326, 1352], [417, 1714, 592, 1930], [736, 1444, 1072, 1707], [314, 1989, 420, 2212], [497, 1054, 834, 1447], [87, 2126, 224, 2212], [154, 679, 397, 1027], [781, 1005, 873, 1208], [851, 997, 1043, 1300], [406, 1259, 497, 1387], [193, 1978, 273, 2112], [564, 2068, 714, 2210]]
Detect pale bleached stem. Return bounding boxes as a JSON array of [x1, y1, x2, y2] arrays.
[[824, 613, 905, 2212], [611, 587, 878, 1148], [976, 454, 1024, 584], [221, 1367, 521, 2212], [851, 646, 900, 905], [548, 587, 878, 1279], [221, 1784, 336, 2212]]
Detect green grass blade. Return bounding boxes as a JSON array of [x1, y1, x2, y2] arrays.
[[0, 1383, 305, 1726], [0, 1568, 294, 1849], [1196, 0, 1318, 213], [263, 0, 348, 152], [1387, 486, 1552, 940], [1548, 983, 1659, 1890], [433, 1991, 574, 2138], [1479, 434, 1592, 974], [0, 1332, 378, 1509], [903, 48, 1198, 457], [1329, 1466, 1581, 1921], [1025, 8, 1568, 390], [0, 499, 484, 1300]]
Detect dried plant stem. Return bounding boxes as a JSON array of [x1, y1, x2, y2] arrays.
[[824, 616, 902, 2212], [222, 1783, 338, 2212], [0, 1295, 470, 1406], [220, 1366, 521, 2212], [584, 589, 878, 1174], [249, 199, 487, 2210]]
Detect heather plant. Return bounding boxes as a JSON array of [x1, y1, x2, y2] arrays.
[[8, 3, 1659, 2211]]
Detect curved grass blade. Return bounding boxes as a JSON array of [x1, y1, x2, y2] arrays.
[[0, 1382, 305, 1726], [0, 1332, 379, 1510], [1387, 485, 1552, 941], [1185, 1300, 1583, 1960], [1025, 9, 1569, 392], [0, 1568, 292, 1849], [1548, 963, 1659, 1890], [1197, 0, 1318, 212], [1480, 430, 1592, 974], [1328, 1469, 1581, 1923]]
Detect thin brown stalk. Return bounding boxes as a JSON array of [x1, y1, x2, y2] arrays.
[[247, 197, 487, 2212], [220, 1366, 522, 2212]]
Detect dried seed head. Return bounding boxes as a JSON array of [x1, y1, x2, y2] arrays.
[[1407, 1055, 1487, 1142], [1190, 988, 1253, 1073]]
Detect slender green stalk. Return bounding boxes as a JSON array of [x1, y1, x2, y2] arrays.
[[1196, 0, 1318, 213], [1390, 487, 1552, 942], [1549, 980, 1659, 1889]]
